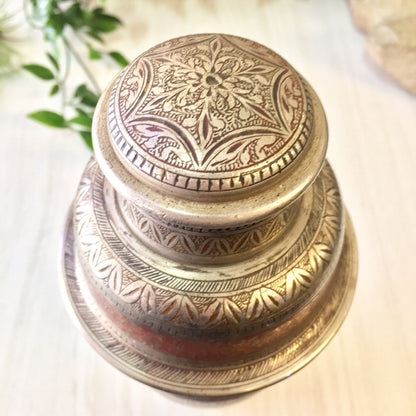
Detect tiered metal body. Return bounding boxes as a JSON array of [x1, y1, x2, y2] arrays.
[[60, 34, 358, 397]]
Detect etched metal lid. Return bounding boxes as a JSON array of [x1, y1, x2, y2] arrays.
[[93, 34, 327, 226], [108, 33, 311, 192]]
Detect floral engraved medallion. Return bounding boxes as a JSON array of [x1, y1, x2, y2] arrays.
[[108, 34, 311, 191]]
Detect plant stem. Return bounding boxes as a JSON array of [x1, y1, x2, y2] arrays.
[[23, 0, 45, 30], [59, 45, 71, 116], [63, 35, 101, 94]]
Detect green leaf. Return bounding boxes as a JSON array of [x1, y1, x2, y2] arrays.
[[74, 84, 86, 97], [74, 84, 99, 107], [49, 84, 59, 96], [46, 14, 66, 36], [86, 30, 104, 43], [79, 131, 93, 150], [90, 11, 122, 33], [28, 110, 67, 128], [87, 44, 101, 60], [22, 64, 54, 80], [90, 19, 118, 33], [47, 53, 59, 71], [75, 108, 90, 118], [93, 7, 105, 14], [93, 8, 122, 23], [69, 114, 92, 128], [63, 4, 83, 29], [108, 51, 128, 67]]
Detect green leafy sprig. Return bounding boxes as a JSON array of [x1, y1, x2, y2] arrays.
[[22, 0, 128, 149]]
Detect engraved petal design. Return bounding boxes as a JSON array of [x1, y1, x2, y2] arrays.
[[246, 287, 285, 320], [309, 243, 332, 273], [204, 298, 242, 326], [119, 280, 145, 303], [73, 145, 342, 331], [108, 34, 310, 191], [159, 294, 199, 324], [286, 268, 312, 300]]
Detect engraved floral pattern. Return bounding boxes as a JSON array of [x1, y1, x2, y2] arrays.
[[108, 34, 311, 191], [140, 38, 282, 148], [119, 195, 293, 258], [74, 160, 342, 331]]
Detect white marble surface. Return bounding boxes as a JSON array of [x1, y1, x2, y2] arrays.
[[1, 0, 415, 415]]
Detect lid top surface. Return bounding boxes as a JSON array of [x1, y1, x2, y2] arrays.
[[108, 34, 312, 192]]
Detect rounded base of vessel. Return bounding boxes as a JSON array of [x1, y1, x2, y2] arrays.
[[60, 210, 357, 397]]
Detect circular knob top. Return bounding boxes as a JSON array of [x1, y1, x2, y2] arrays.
[[93, 34, 328, 227], [108, 34, 310, 192]]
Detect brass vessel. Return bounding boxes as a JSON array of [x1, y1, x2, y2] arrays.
[[60, 34, 358, 397]]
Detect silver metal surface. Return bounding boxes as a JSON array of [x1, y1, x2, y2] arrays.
[[60, 34, 358, 397]]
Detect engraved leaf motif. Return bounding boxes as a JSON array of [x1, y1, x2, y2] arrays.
[[309, 243, 331, 273], [88, 243, 102, 268], [207, 132, 280, 170], [75, 204, 91, 235], [246, 101, 276, 124], [261, 288, 285, 312], [199, 238, 216, 255], [210, 38, 221, 54], [181, 235, 196, 254], [123, 61, 148, 113], [322, 215, 340, 245], [279, 75, 303, 129], [250, 229, 262, 245], [216, 239, 230, 254], [223, 298, 242, 323], [246, 287, 284, 320], [199, 113, 213, 146], [76, 178, 91, 202], [159, 295, 180, 319], [246, 291, 264, 320], [254, 74, 268, 85], [95, 260, 123, 295], [79, 234, 100, 248], [138, 217, 150, 233], [245, 64, 275, 74], [286, 268, 312, 300], [140, 284, 156, 314], [94, 259, 113, 279], [119, 280, 145, 303], [204, 299, 222, 325], [181, 296, 199, 323], [176, 88, 189, 107], [227, 93, 236, 109], [326, 187, 340, 207], [204, 298, 242, 326], [150, 223, 162, 243], [108, 264, 123, 294], [239, 106, 250, 120], [232, 234, 250, 252], [129, 121, 196, 167], [159, 294, 199, 323], [164, 234, 179, 248]]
